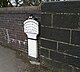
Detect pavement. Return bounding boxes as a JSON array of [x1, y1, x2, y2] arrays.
[[0, 45, 27, 72], [0, 45, 52, 72]]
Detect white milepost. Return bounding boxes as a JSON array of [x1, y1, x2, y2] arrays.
[[24, 16, 39, 59]]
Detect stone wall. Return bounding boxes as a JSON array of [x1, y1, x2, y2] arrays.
[[0, 6, 41, 52], [40, 1, 80, 72], [0, 1, 80, 72]]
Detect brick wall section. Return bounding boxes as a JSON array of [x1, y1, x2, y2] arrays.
[[0, 2, 80, 72], [0, 6, 41, 52], [40, 1, 80, 72]]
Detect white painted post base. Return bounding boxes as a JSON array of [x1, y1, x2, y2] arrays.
[[30, 61, 40, 65], [28, 39, 38, 58], [28, 39, 40, 65]]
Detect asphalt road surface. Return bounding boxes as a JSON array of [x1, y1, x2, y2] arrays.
[[0, 45, 52, 72]]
